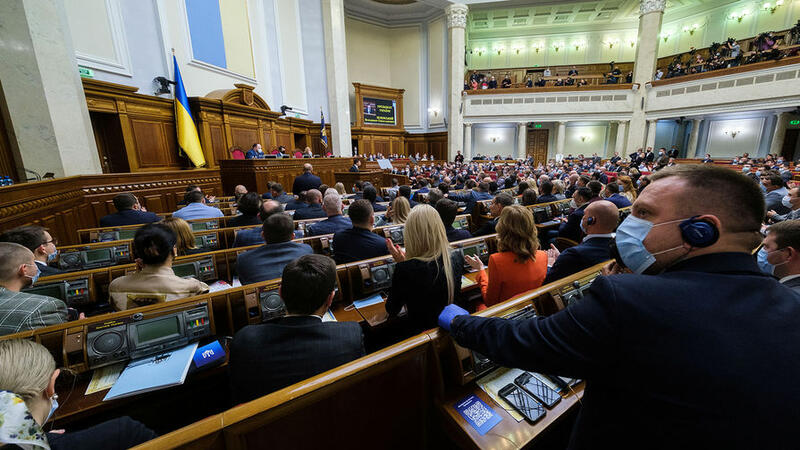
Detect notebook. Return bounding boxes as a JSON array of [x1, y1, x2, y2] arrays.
[[104, 342, 198, 401]]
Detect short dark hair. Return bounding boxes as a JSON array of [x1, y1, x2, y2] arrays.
[[0, 225, 48, 252], [354, 181, 363, 191], [586, 181, 603, 197], [605, 182, 620, 194], [649, 164, 764, 234], [769, 220, 800, 250], [517, 181, 529, 195], [762, 170, 784, 188], [271, 183, 284, 194], [489, 181, 498, 193], [438, 183, 449, 194], [133, 224, 176, 265], [262, 213, 294, 244], [363, 186, 378, 203], [348, 199, 373, 226], [494, 193, 514, 207], [399, 185, 412, 199], [578, 175, 591, 186], [281, 254, 337, 315], [435, 198, 458, 226], [353, 158, 359, 165], [540, 181, 553, 195], [259, 201, 282, 222], [112, 193, 137, 211], [575, 187, 593, 202], [185, 190, 205, 204], [478, 182, 489, 192], [521, 189, 537, 206], [237, 192, 261, 216], [185, 184, 200, 192]]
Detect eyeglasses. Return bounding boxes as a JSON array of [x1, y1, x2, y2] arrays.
[[44, 238, 58, 246]]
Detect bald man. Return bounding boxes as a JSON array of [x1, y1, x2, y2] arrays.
[[292, 189, 326, 220], [292, 163, 322, 195], [544, 200, 619, 284]]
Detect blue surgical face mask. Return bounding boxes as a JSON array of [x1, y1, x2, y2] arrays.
[[47, 248, 58, 263], [782, 195, 792, 208], [45, 394, 58, 423], [25, 264, 40, 285], [755, 170, 762, 177], [614, 215, 688, 274], [757, 247, 775, 275]]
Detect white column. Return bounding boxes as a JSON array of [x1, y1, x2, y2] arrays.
[[0, 0, 101, 178], [627, 0, 666, 154], [645, 120, 658, 150], [516, 122, 527, 159], [687, 118, 702, 157], [555, 121, 567, 156], [463, 123, 473, 160], [445, 4, 468, 161], [769, 112, 789, 156], [322, 0, 352, 157], [615, 120, 628, 156]]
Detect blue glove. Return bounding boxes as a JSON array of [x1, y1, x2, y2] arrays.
[[438, 304, 469, 331]]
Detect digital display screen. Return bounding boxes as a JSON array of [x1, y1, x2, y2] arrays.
[[462, 246, 479, 258], [118, 229, 137, 240], [85, 248, 111, 263], [173, 262, 197, 278], [452, 220, 464, 229], [27, 283, 64, 300], [191, 222, 208, 231], [195, 236, 205, 247], [363, 97, 396, 125], [136, 316, 180, 344]]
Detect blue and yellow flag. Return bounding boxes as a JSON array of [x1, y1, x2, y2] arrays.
[[320, 110, 328, 148], [173, 55, 206, 167]]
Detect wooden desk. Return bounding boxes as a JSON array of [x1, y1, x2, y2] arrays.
[[218, 158, 356, 195], [334, 170, 385, 192], [440, 379, 585, 449]]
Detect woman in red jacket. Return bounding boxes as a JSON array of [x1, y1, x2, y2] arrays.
[[465, 205, 548, 309]]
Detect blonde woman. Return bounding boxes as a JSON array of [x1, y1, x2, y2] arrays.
[[465, 205, 547, 309], [0, 339, 156, 449], [618, 175, 638, 202], [385, 205, 463, 332], [552, 179, 567, 200], [333, 182, 346, 196], [160, 216, 202, 255], [385, 196, 410, 225]]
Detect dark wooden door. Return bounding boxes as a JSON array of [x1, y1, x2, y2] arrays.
[[527, 129, 549, 165]]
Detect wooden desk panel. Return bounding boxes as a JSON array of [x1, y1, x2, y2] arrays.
[[218, 158, 355, 195]]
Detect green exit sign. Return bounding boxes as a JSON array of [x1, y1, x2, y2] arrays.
[[78, 66, 94, 78], [790, 120, 800, 125]]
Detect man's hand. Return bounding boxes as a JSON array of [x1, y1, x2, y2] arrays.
[[438, 304, 468, 331], [546, 244, 560, 266], [601, 260, 630, 276], [386, 238, 406, 262], [767, 210, 777, 218]]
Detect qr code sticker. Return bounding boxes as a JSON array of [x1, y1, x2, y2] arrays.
[[463, 400, 493, 427]]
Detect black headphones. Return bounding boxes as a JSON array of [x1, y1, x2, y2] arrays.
[[678, 216, 719, 248], [586, 216, 596, 225]]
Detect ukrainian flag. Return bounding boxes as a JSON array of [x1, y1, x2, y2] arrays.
[[173, 55, 206, 167], [320, 110, 328, 148]]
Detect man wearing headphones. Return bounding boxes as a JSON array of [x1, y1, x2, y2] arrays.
[[438, 165, 800, 448]]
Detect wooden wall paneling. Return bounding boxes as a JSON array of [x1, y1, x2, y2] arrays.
[[130, 120, 170, 168], [142, 195, 164, 213], [209, 125, 226, 161]]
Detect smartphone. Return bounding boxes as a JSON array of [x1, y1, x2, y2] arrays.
[[498, 383, 546, 424], [514, 372, 561, 409]]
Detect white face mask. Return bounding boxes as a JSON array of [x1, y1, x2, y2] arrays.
[[782, 195, 793, 209], [45, 394, 59, 423]]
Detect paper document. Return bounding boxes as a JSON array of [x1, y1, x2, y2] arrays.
[[461, 275, 476, 289], [207, 280, 232, 292], [85, 363, 124, 395], [104, 342, 198, 401], [476, 367, 527, 422]]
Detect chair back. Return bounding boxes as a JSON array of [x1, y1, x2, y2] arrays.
[[230, 148, 245, 160]]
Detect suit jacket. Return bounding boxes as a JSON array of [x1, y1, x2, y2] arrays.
[[536, 194, 558, 204], [604, 193, 632, 209], [245, 149, 265, 159], [226, 214, 261, 228], [771, 207, 800, 222], [782, 276, 800, 293], [99, 209, 160, 227], [232, 228, 264, 248], [765, 187, 791, 215], [272, 193, 294, 204], [306, 215, 351, 236], [292, 172, 322, 195], [333, 227, 389, 264], [292, 204, 326, 220], [236, 241, 313, 285], [543, 236, 612, 284], [284, 200, 308, 211], [371, 201, 387, 212], [451, 253, 800, 449], [445, 225, 472, 243], [644, 151, 655, 162], [349, 165, 359, 172], [447, 190, 493, 214], [474, 218, 497, 237], [229, 316, 365, 404], [558, 204, 588, 242], [35, 261, 61, 277], [667, 148, 679, 158]]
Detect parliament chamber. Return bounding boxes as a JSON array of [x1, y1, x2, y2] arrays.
[[1, 0, 800, 448]]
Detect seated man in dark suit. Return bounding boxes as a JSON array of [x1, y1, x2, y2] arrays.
[[762, 220, 800, 293], [99, 193, 160, 227], [436, 199, 472, 242], [292, 189, 326, 220], [236, 213, 313, 284], [226, 192, 262, 228], [229, 254, 365, 404], [601, 182, 632, 209], [544, 200, 617, 284], [0, 226, 63, 277], [333, 200, 390, 264], [269, 183, 294, 204], [232, 200, 282, 248], [535, 180, 558, 204], [474, 193, 513, 236], [447, 182, 493, 214], [292, 163, 322, 194], [398, 185, 419, 208], [556, 187, 593, 242], [284, 191, 307, 211], [349, 158, 361, 172], [363, 186, 386, 212], [306, 193, 352, 236], [245, 143, 265, 159]]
